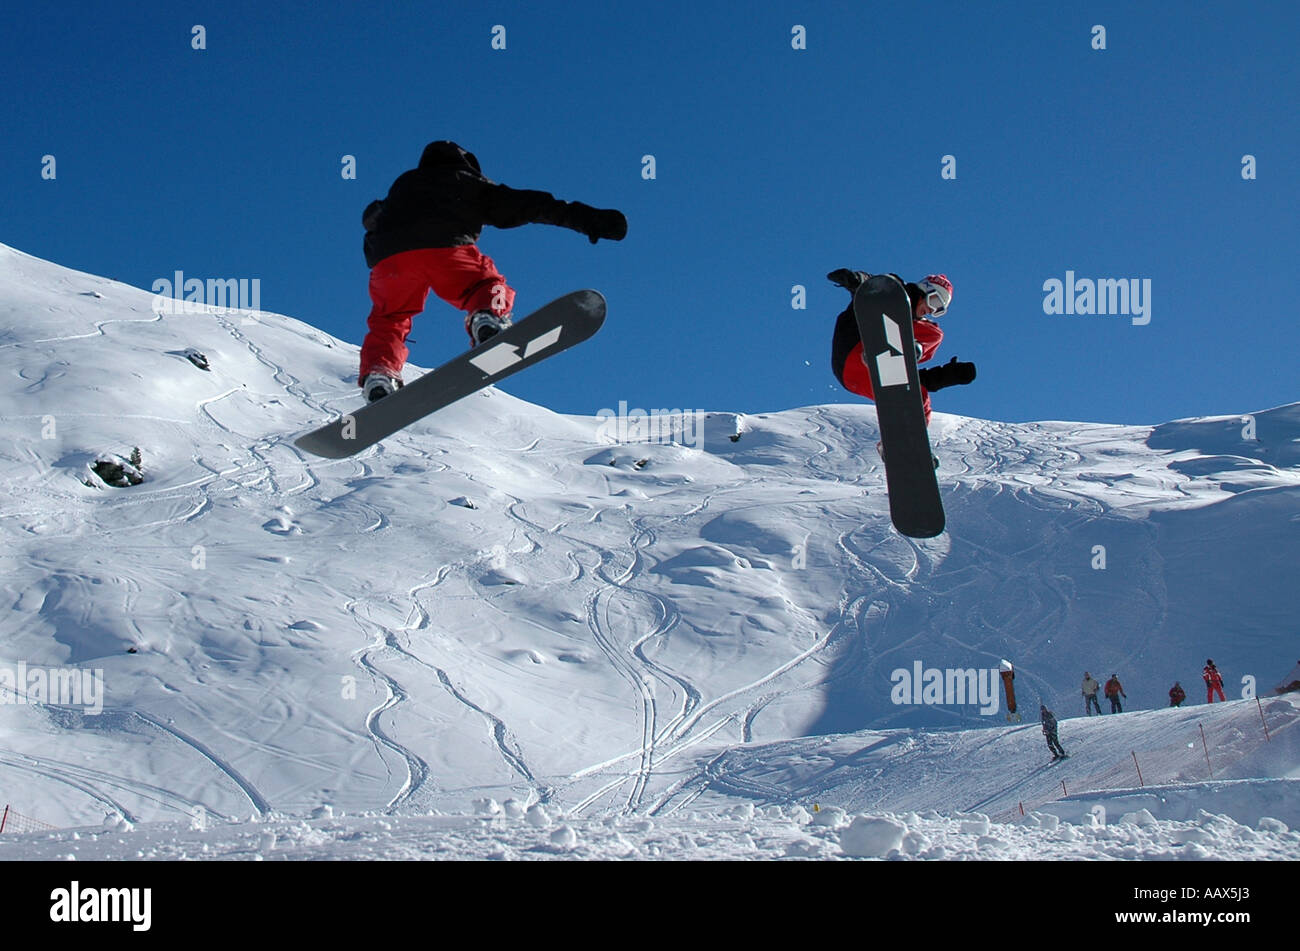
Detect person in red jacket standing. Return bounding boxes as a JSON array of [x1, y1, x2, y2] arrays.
[[1203, 659, 1226, 703], [1104, 673, 1126, 713], [828, 269, 976, 431], [357, 140, 626, 402]]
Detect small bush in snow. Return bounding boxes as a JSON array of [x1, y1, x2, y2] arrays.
[[91, 449, 144, 487]]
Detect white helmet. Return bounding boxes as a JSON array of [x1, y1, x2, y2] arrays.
[[916, 274, 953, 316]]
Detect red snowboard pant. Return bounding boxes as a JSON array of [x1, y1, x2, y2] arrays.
[[1207, 682, 1225, 703], [831, 306, 942, 425], [358, 246, 515, 385]]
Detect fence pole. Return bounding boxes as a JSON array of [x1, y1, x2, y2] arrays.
[[0, 805, 7, 835], [1061, 779, 1068, 797], [1200, 722, 1214, 777], [1131, 751, 1145, 787], [1019, 802, 1024, 816], [1256, 697, 1270, 741]]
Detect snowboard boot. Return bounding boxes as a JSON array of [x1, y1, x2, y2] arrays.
[[917, 356, 977, 392], [362, 371, 402, 403], [827, 268, 871, 292], [466, 310, 512, 347]]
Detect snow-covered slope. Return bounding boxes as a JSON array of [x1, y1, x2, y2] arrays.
[[0, 242, 1296, 859]]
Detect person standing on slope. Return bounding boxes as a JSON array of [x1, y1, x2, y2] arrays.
[[1040, 704, 1067, 760], [1104, 673, 1126, 713], [827, 269, 976, 430], [357, 140, 627, 401], [1203, 659, 1226, 703], [1169, 681, 1186, 707], [1081, 671, 1102, 716]]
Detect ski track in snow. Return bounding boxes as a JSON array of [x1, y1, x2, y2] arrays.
[[132, 710, 271, 817], [0, 694, 266, 823], [571, 422, 865, 814], [496, 472, 775, 815], [345, 599, 432, 810]]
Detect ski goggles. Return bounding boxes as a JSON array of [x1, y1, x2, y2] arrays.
[[918, 281, 950, 317]]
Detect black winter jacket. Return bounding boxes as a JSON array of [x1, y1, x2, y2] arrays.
[[1041, 709, 1058, 735], [363, 141, 614, 267]]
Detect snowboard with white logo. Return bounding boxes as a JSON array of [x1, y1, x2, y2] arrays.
[[294, 290, 606, 458], [852, 275, 945, 538]]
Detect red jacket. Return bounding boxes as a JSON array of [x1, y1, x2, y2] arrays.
[[841, 319, 944, 423], [1203, 665, 1223, 687]]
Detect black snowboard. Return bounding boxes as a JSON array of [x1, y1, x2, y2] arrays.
[[295, 289, 606, 458], [852, 275, 945, 538]]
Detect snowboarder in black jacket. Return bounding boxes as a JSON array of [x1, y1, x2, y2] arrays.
[[1040, 704, 1067, 760], [826, 269, 975, 427], [357, 141, 627, 401]]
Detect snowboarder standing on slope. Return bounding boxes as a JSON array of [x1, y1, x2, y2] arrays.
[[1081, 671, 1102, 716], [1040, 704, 1067, 760], [828, 269, 976, 427], [1203, 659, 1226, 703], [1169, 681, 1186, 707], [1104, 673, 1126, 713], [357, 140, 627, 401]]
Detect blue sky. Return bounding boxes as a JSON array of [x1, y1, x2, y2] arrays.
[[4, 0, 1297, 426]]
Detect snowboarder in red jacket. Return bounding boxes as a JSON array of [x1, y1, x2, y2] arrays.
[[828, 269, 975, 426], [1169, 681, 1186, 707], [1203, 659, 1226, 703], [1104, 673, 1126, 713], [357, 141, 627, 401]]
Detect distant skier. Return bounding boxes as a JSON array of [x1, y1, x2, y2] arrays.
[[827, 269, 975, 427], [1040, 704, 1067, 760], [1203, 659, 1226, 703], [357, 140, 627, 401], [1169, 681, 1186, 707], [1104, 673, 1126, 713], [1081, 671, 1102, 716]]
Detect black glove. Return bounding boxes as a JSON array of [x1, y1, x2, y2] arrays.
[[917, 356, 977, 391], [568, 203, 627, 244], [588, 208, 627, 243], [827, 268, 870, 291]]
